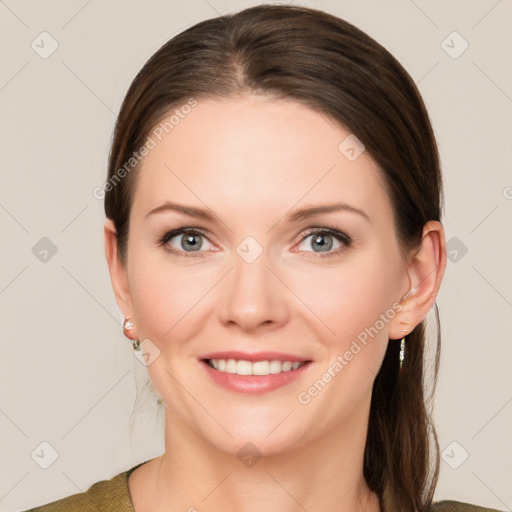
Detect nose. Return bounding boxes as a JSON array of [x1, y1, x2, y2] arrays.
[[218, 249, 289, 332]]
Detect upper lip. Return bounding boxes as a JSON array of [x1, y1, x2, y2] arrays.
[[199, 351, 311, 363]]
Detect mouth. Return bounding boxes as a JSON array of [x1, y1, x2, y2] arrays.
[[203, 358, 308, 375], [198, 352, 313, 394]]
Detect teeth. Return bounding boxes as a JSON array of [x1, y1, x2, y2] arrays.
[[208, 358, 305, 375]]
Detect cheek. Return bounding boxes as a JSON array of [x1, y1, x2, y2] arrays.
[[290, 259, 399, 422], [127, 248, 220, 345], [288, 255, 400, 347]]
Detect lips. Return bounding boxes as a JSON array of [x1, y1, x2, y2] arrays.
[[199, 351, 311, 363], [198, 351, 313, 394]]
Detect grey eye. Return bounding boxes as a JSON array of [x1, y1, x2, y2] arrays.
[[167, 231, 213, 252], [298, 232, 343, 253], [180, 233, 203, 251], [309, 233, 334, 252]]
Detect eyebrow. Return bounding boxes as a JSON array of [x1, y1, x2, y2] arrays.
[[287, 203, 371, 223], [146, 202, 217, 221], [145, 201, 371, 223]]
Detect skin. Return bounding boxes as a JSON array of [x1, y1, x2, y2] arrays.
[[105, 93, 446, 512]]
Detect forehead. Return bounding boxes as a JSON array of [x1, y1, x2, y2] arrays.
[[132, 94, 392, 225]]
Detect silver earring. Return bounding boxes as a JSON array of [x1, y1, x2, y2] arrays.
[[399, 329, 407, 369]]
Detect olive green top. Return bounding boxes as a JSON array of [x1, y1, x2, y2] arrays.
[[24, 460, 504, 512]]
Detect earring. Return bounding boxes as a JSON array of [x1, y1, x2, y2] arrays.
[[399, 328, 407, 369], [123, 317, 134, 332], [123, 316, 141, 351]]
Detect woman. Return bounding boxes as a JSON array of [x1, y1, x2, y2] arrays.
[[25, 4, 503, 512]]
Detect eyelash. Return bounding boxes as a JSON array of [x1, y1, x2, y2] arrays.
[[157, 226, 352, 259], [299, 226, 352, 259]]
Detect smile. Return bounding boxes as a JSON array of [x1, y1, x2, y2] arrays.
[[205, 358, 307, 376], [200, 356, 313, 394]]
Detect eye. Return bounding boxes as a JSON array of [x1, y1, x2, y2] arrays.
[[295, 227, 352, 258], [159, 228, 215, 256]]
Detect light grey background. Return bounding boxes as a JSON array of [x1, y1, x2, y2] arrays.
[[1, 1, 511, 511]]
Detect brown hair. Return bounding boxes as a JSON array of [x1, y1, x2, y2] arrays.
[[105, 5, 442, 510]]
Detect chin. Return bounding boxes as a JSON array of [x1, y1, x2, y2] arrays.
[[196, 417, 310, 459]]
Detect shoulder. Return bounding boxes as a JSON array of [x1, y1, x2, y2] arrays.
[[23, 462, 148, 512], [431, 500, 505, 512]]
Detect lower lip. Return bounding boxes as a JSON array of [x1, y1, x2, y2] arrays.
[[200, 360, 312, 395]]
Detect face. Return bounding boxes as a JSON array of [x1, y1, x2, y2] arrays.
[[120, 94, 410, 455]]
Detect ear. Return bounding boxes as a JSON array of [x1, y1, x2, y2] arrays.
[[388, 220, 447, 340], [104, 219, 139, 339]]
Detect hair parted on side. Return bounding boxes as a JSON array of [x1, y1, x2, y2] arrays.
[[105, 5, 443, 511]]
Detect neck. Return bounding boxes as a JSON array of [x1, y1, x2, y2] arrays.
[[133, 400, 381, 512]]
